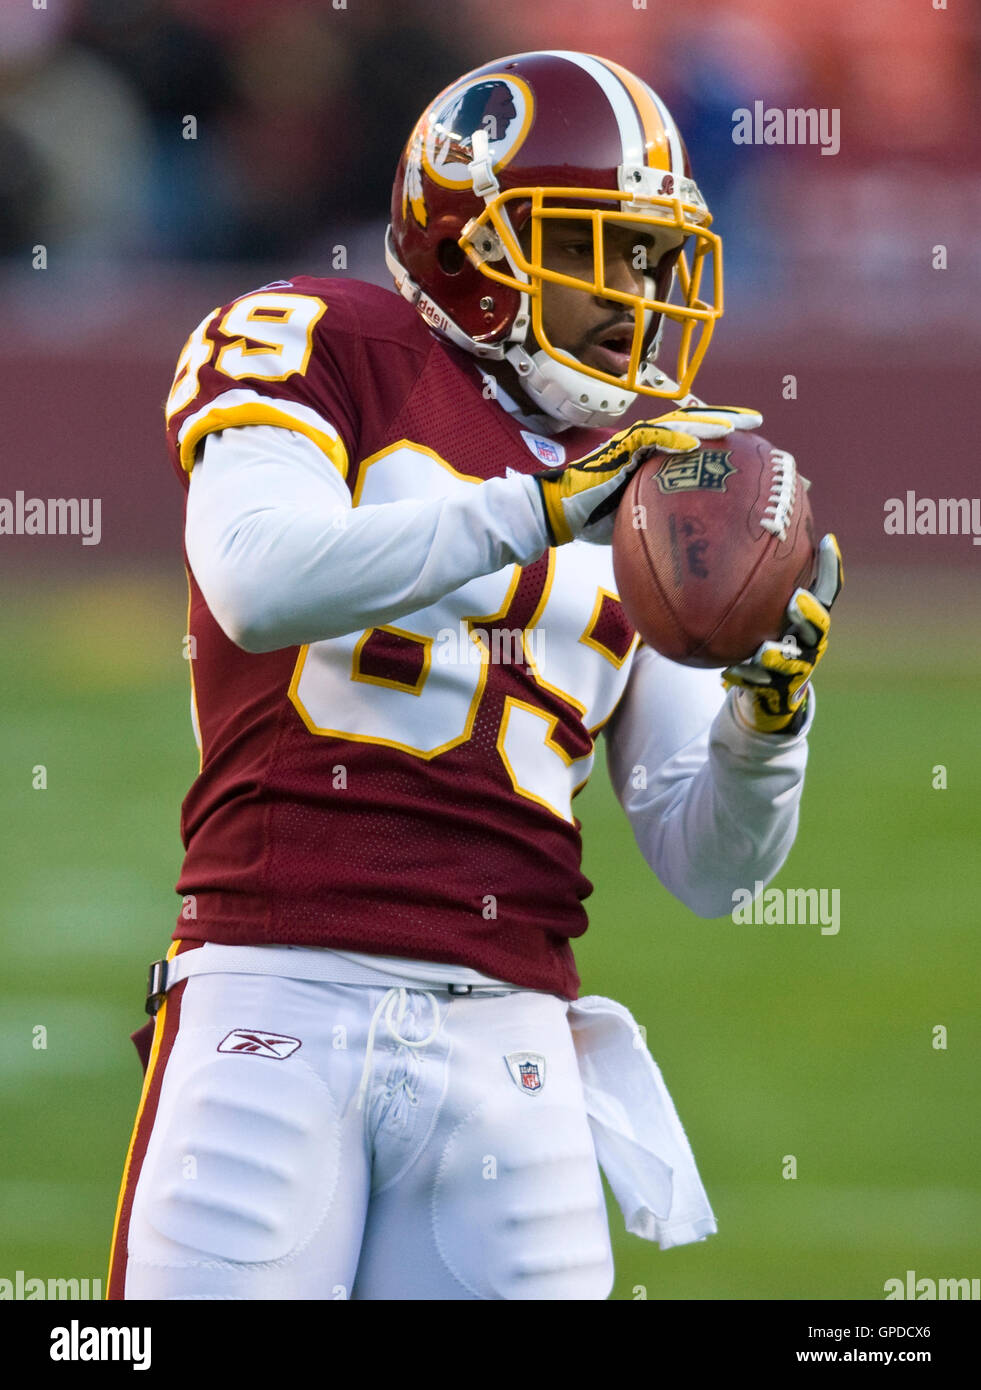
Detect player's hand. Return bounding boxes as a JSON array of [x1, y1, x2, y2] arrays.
[[668, 405, 764, 435], [723, 533, 843, 734], [534, 407, 763, 546]]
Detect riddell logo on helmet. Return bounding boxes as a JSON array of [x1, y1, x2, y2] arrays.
[[420, 300, 451, 332]]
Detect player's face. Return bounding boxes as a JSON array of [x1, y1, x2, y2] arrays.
[[523, 218, 684, 379]]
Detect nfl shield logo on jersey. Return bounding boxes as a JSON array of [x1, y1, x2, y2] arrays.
[[520, 430, 566, 466], [504, 1051, 546, 1094]]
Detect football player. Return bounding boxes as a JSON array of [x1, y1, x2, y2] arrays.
[[108, 50, 841, 1301]]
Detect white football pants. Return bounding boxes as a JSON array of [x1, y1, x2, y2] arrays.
[[118, 971, 616, 1300]]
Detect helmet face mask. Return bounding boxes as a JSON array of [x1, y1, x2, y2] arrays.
[[387, 51, 724, 427], [459, 186, 722, 404]]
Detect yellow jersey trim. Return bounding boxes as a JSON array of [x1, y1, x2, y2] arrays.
[[179, 403, 350, 480]]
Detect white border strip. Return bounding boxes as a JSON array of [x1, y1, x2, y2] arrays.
[[544, 49, 645, 170]]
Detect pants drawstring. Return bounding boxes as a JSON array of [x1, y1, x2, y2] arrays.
[[356, 987, 442, 1112]]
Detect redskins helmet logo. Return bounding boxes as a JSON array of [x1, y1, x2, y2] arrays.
[[404, 74, 533, 227], [432, 81, 518, 168]]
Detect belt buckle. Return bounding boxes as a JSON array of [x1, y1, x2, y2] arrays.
[[145, 958, 169, 1016]]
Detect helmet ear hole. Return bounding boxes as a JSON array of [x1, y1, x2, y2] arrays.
[[437, 239, 467, 275]]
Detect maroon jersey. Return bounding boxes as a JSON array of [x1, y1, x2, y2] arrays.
[[165, 277, 638, 998]]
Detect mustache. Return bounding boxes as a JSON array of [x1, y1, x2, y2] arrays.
[[584, 312, 635, 344]]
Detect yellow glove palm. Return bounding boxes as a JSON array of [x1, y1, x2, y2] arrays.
[[723, 534, 843, 734]]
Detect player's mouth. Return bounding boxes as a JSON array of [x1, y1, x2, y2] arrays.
[[584, 322, 636, 377]]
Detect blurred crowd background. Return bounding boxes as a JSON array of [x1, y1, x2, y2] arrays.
[[0, 0, 978, 571], [2, 0, 978, 301]]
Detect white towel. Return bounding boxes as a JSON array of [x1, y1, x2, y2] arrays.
[[567, 995, 717, 1249]]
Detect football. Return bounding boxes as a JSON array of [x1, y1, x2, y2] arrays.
[[612, 431, 817, 668]]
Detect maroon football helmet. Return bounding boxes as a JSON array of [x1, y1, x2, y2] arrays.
[[386, 50, 723, 427]]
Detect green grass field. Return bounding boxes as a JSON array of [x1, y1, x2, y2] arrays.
[[1, 567, 978, 1300]]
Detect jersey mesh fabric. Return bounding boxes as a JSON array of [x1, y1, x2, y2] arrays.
[[167, 278, 634, 999]]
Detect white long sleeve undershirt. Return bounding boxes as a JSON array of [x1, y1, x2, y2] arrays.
[[602, 643, 812, 917], [185, 425, 551, 652], [185, 423, 811, 920]]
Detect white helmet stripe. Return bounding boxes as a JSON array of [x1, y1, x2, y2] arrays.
[[543, 49, 646, 169]]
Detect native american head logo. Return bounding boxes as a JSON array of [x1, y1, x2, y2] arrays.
[[403, 75, 531, 228], [435, 81, 519, 165]]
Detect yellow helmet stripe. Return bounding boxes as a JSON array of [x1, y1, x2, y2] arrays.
[[591, 56, 675, 171]]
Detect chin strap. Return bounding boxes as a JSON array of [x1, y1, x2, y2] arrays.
[[503, 344, 636, 429], [467, 128, 501, 201]]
